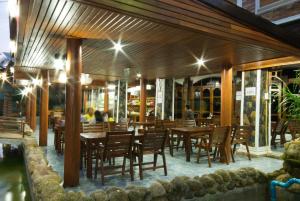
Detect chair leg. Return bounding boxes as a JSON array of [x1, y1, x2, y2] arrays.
[[223, 146, 229, 165], [94, 153, 98, 179], [100, 155, 105, 185], [138, 153, 143, 180], [122, 156, 126, 175], [231, 147, 235, 163], [130, 155, 134, 181], [176, 135, 181, 151], [213, 147, 218, 161], [196, 147, 201, 163], [206, 148, 211, 168], [170, 134, 174, 156], [245, 143, 251, 161], [233, 144, 237, 154], [162, 152, 167, 176], [153, 153, 158, 171]]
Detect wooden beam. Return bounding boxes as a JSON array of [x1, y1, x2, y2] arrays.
[[221, 67, 233, 126], [104, 84, 109, 113], [26, 95, 31, 124], [39, 70, 49, 146], [139, 79, 146, 122], [220, 66, 233, 163], [30, 88, 37, 131], [64, 38, 82, 187], [236, 56, 300, 71]]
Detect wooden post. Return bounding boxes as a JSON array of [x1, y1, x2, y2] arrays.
[[64, 38, 82, 187], [221, 66, 233, 163], [30, 88, 37, 131], [39, 70, 49, 146], [139, 79, 146, 122], [26, 95, 31, 124], [104, 84, 109, 113], [221, 67, 233, 126]]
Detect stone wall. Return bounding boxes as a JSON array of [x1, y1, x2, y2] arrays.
[[22, 138, 272, 201]]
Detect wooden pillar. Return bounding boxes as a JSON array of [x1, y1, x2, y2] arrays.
[[104, 84, 109, 113], [26, 95, 31, 124], [221, 67, 233, 126], [221, 66, 233, 163], [64, 38, 82, 187], [39, 70, 49, 146], [139, 79, 146, 122], [30, 88, 37, 131]]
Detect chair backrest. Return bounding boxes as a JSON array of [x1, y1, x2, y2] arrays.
[[109, 122, 128, 131], [288, 119, 300, 134], [234, 125, 252, 140], [210, 126, 230, 146], [104, 131, 134, 157], [198, 118, 213, 127], [140, 130, 167, 151], [162, 120, 176, 130], [275, 119, 288, 133], [182, 119, 196, 127], [82, 122, 108, 133], [146, 116, 156, 122]]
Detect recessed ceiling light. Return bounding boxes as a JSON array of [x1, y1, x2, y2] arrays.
[[32, 78, 41, 86], [113, 41, 123, 52], [196, 58, 205, 66]]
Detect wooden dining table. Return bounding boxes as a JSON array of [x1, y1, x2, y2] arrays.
[[80, 132, 143, 178], [171, 127, 212, 162]]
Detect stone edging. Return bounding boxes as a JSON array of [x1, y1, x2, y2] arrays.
[[22, 137, 270, 201]]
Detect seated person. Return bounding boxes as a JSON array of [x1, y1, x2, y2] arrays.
[[184, 104, 194, 120], [83, 107, 95, 123], [94, 110, 104, 123]]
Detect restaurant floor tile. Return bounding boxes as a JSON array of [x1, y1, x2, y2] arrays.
[[37, 128, 283, 195]]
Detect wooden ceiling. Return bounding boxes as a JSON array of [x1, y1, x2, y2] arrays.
[[14, 0, 300, 81]]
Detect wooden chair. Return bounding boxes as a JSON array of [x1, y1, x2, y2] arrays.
[[54, 125, 64, 154], [94, 131, 134, 185], [231, 125, 252, 162], [82, 122, 109, 133], [288, 120, 300, 140], [81, 122, 108, 169], [133, 129, 168, 180], [196, 126, 230, 167], [197, 118, 213, 127], [170, 119, 196, 155], [271, 119, 288, 148], [109, 121, 128, 131]]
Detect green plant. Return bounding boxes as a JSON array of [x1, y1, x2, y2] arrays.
[[280, 73, 300, 120]]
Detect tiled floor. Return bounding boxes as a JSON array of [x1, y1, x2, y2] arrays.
[[37, 128, 283, 195]]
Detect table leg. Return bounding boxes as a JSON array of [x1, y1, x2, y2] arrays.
[[86, 141, 92, 178], [185, 134, 191, 162], [170, 132, 174, 156]]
